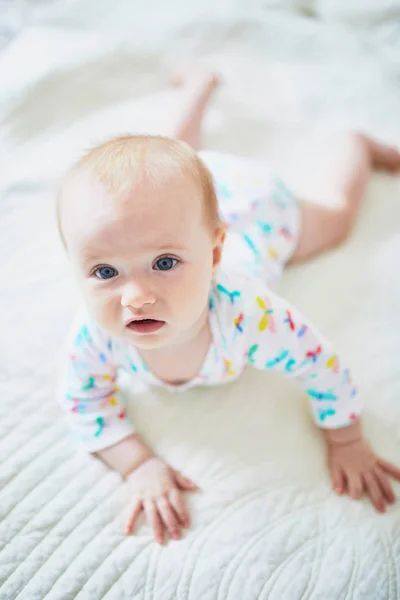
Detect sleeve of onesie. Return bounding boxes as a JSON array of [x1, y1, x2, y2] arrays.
[[244, 288, 362, 429], [57, 316, 135, 453]]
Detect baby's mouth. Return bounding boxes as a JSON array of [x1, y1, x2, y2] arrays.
[[126, 318, 165, 334]]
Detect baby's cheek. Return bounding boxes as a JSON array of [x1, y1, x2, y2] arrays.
[[86, 289, 120, 332], [178, 267, 211, 319]]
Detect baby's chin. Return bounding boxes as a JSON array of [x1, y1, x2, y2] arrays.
[[123, 325, 173, 350], [126, 334, 167, 350]]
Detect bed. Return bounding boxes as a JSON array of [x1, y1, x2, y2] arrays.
[[1, 1, 400, 598]]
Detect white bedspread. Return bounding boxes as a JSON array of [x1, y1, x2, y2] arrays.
[[1, 1, 400, 598]]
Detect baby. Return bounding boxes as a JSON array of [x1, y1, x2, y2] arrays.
[[57, 71, 400, 544]]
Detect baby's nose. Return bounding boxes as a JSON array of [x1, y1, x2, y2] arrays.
[[121, 282, 156, 308]]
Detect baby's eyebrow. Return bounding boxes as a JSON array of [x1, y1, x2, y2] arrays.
[[80, 248, 103, 261], [80, 242, 186, 263], [154, 242, 186, 251]]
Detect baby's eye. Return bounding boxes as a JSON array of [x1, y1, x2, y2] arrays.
[[153, 257, 178, 271], [94, 266, 118, 280]]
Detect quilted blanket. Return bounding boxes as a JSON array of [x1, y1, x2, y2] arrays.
[[1, 1, 400, 598]]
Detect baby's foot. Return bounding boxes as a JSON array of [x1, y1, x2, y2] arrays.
[[356, 132, 400, 172], [169, 64, 221, 94], [167, 65, 221, 148]]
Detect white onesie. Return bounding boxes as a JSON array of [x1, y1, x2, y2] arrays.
[[58, 151, 361, 452]]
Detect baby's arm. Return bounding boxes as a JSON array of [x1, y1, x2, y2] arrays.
[[245, 289, 400, 511], [57, 319, 135, 454], [95, 433, 153, 476], [58, 317, 196, 542], [245, 290, 360, 428]]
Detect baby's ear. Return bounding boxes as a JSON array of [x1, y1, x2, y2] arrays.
[[212, 226, 226, 273]]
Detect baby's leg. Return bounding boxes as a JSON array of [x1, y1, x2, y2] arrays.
[[289, 132, 400, 263], [168, 68, 220, 149]]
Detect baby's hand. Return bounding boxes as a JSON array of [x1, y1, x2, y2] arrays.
[[124, 457, 197, 543], [327, 438, 400, 512]]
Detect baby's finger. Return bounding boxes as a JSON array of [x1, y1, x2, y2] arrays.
[[363, 471, 385, 513], [124, 499, 142, 536], [330, 468, 345, 495], [144, 499, 165, 544], [378, 459, 400, 482], [169, 487, 190, 527], [347, 472, 364, 500], [374, 467, 396, 504], [156, 496, 181, 540], [175, 472, 197, 491]]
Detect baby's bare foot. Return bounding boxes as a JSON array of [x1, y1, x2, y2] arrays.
[[169, 65, 220, 93], [356, 132, 400, 172], [167, 65, 221, 148]]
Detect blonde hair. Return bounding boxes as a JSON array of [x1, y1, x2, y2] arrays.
[[57, 134, 223, 247]]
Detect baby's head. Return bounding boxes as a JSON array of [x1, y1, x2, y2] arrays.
[[58, 135, 225, 348]]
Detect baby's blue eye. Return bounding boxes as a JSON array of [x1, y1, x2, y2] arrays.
[[153, 257, 178, 271], [94, 266, 118, 280]]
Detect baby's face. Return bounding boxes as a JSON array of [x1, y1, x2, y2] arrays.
[[62, 170, 222, 349]]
